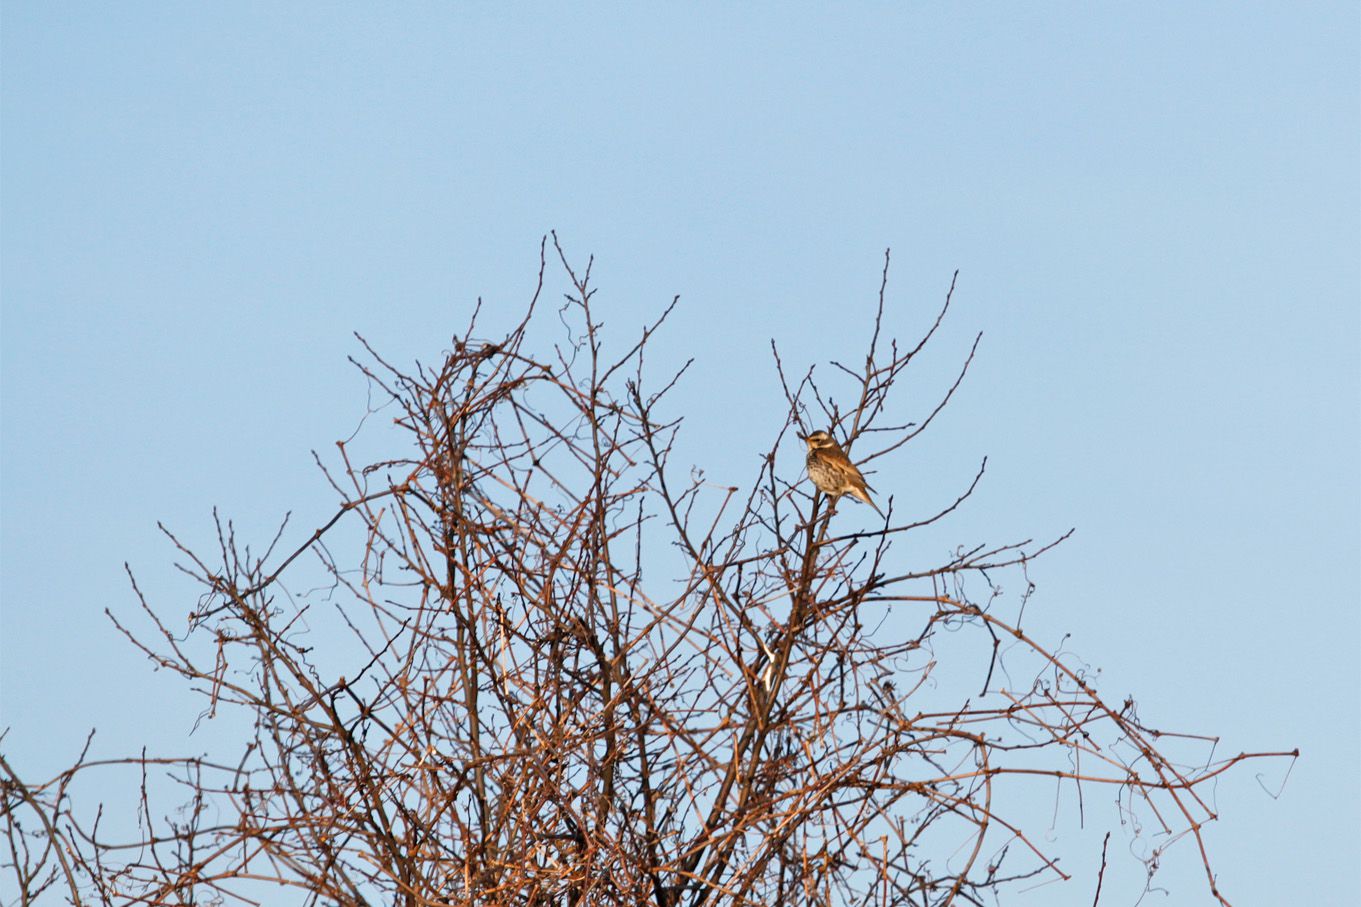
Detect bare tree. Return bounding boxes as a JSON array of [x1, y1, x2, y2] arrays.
[[2, 237, 1294, 907]]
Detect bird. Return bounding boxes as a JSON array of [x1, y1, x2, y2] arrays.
[[802, 430, 884, 516]]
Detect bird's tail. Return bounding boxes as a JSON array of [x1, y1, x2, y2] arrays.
[[851, 486, 885, 518]]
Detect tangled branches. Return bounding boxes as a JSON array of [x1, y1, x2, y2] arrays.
[[1, 238, 1293, 907]]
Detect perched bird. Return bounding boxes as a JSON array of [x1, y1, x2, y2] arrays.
[[802, 430, 884, 516]]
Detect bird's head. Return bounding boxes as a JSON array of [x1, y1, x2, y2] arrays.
[[802, 430, 835, 451]]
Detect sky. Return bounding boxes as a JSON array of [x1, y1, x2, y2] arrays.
[[2, 4, 1358, 905]]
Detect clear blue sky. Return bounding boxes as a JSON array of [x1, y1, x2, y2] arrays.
[[3, 4, 1358, 904]]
